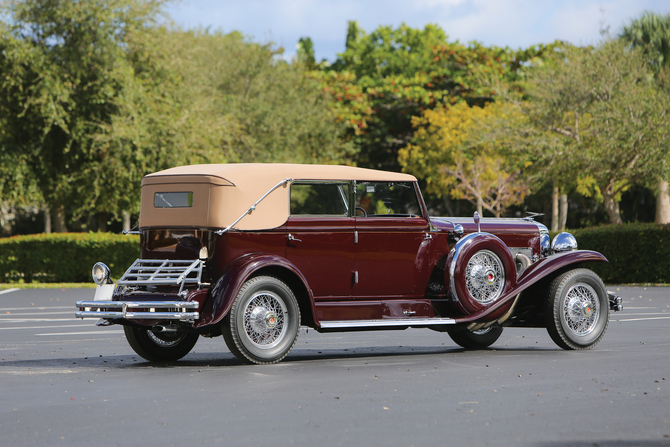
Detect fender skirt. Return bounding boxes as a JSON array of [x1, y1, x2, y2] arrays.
[[453, 250, 607, 324], [194, 253, 314, 328]]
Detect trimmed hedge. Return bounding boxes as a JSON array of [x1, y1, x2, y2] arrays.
[[0, 233, 140, 283], [1, 223, 668, 284], [560, 223, 670, 284]]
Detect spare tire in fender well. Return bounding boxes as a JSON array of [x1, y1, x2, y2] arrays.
[[446, 232, 516, 315]]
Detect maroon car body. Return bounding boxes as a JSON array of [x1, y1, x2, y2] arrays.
[[76, 164, 621, 364]]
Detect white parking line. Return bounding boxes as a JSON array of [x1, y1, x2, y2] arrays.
[[35, 330, 122, 336], [0, 288, 19, 295], [0, 318, 81, 323], [0, 324, 92, 331], [0, 306, 71, 311], [615, 316, 670, 322], [0, 311, 75, 317]]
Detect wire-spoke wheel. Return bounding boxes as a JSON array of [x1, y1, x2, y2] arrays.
[[545, 268, 609, 350], [124, 326, 199, 362], [465, 250, 505, 304], [223, 276, 300, 365]]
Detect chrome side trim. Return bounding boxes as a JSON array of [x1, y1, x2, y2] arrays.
[[320, 318, 456, 329]]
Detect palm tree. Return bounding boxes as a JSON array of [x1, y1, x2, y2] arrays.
[[620, 12, 670, 224]]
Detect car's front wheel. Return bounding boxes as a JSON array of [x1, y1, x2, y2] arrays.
[[448, 326, 503, 349], [545, 268, 609, 350], [124, 326, 199, 362], [222, 276, 300, 365]]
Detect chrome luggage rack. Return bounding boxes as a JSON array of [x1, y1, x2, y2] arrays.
[[118, 259, 204, 295]]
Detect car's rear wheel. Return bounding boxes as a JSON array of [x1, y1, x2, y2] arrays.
[[124, 326, 199, 362], [222, 276, 300, 365], [545, 268, 609, 350], [448, 326, 503, 349]]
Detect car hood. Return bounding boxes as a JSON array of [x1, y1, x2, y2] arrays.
[[431, 216, 541, 239]]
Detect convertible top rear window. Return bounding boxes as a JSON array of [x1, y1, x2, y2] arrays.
[[154, 192, 193, 208]]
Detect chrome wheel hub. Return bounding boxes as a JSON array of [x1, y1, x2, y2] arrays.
[[465, 250, 504, 304], [563, 283, 599, 336], [243, 292, 287, 349]]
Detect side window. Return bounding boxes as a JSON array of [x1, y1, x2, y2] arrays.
[[355, 182, 421, 217], [290, 183, 350, 216]]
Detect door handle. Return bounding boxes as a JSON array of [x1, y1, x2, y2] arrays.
[[288, 233, 302, 243]]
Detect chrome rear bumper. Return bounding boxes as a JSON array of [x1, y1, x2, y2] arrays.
[[75, 300, 200, 322]]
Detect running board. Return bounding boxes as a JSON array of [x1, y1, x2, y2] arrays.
[[320, 318, 456, 329]]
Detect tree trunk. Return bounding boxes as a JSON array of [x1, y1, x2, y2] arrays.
[[655, 179, 670, 224], [52, 204, 67, 233], [44, 207, 51, 234], [559, 193, 568, 231], [122, 211, 131, 232], [601, 184, 623, 224], [97, 213, 107, 232], [551, 185, 559, 232], [476, 197, 483, 216]]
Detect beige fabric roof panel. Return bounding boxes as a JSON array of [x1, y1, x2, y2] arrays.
[[139, 163, 418, 231]]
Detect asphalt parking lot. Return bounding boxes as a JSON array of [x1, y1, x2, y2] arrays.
[[1, 286, 669, 447]]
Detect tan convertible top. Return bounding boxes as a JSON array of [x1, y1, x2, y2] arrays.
[[139, 163, 417, 230]]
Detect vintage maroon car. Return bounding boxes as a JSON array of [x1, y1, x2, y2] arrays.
[[76, 163, 622, 364]]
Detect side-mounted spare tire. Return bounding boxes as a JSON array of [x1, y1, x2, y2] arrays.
[[447, 233, 516, 315]]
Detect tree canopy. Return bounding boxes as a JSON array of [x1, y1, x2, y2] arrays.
[[525, 41, 670, 223]]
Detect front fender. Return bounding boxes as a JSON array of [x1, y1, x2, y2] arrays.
[[194, 253, 313, 328], [454, 249, 607, 324]]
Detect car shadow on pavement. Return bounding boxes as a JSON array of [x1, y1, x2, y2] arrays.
[[0, 344, 560, 370]]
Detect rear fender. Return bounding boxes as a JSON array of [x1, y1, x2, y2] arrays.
[[453, 250, 607, 324], [194, 253, 314, 328]]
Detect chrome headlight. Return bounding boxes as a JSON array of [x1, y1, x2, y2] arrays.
[[92, 262, 112, 285], [551, 232, 578, 254], [540, 233, 551, 257]]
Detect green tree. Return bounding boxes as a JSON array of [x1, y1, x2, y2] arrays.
[[297, 36, 316, 68], [0, 0, 191, 231], [399, 101, 530, 217], [315, 23, 551, 174], [525, 41, 670, 224], [620, 11, 670, 224], [172, 30, 352, 165]]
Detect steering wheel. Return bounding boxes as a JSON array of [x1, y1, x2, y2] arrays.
[[355, 206, 367, 217]]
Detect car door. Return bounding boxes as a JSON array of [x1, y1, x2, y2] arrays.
[[285, 181, 355, 300], [353, 181, 431, 300]]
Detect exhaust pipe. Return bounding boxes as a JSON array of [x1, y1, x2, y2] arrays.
[[152, 325, 178, 334]]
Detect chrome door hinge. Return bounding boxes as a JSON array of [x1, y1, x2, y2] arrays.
[[353, 271, 359, 284], [354, 231, 358, 244]]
